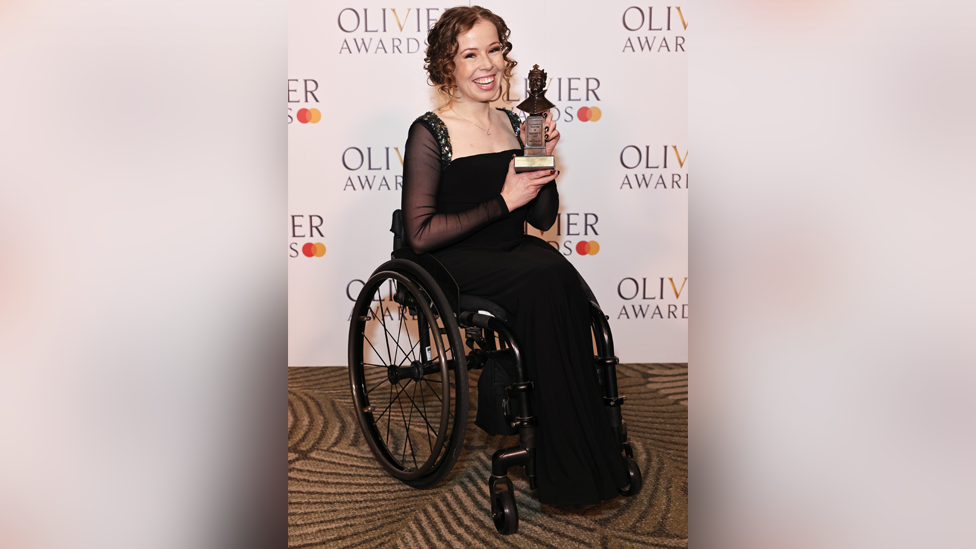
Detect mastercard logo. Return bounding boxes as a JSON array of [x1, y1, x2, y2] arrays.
[[296, 108, 321, 124], [576, 240, 600, 255], [576, 106, 602, 122], [302, 242, 326, 257]]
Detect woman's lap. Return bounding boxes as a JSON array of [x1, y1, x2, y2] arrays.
[[433, 236, 627, 504], [432, 236, 581, 317]]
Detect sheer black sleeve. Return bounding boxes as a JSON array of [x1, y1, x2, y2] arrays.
[[401, 120, 510, 254]]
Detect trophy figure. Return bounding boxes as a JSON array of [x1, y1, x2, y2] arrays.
[[514, 65, 556, 173]]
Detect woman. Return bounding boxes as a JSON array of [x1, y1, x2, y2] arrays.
[[402, 5, 628, 506]]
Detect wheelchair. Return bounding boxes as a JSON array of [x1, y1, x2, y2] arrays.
[[347, 210, 641, 535]]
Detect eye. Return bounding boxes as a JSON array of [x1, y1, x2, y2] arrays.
[[464, 53, 476, 59], [489, 46, 501, 53]]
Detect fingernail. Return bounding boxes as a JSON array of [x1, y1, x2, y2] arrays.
[[543, 113, 548, 117], [557, 170, 561, 175], [545, 134, 549, 139], [550, 169, 556, 174], [545, 126, 549, 131]]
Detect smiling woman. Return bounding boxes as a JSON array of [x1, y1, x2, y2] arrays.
[[391, 4, 634, 515], [423, 7, 515, 106]]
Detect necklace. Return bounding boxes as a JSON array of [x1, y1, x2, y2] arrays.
[[452, 107, 492, 135]]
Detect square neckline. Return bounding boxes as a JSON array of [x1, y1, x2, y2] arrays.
[[423, 109, 524, 167]]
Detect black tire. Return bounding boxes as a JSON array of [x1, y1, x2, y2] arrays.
[[348, 259, 468, 488], [492, 489, 519, 535], [618, 456, 642, 497]]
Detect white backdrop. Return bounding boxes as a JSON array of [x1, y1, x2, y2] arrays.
[[288, 1, 687, 365]]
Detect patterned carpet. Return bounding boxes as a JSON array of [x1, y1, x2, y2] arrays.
[[288, 363, 687, 548]]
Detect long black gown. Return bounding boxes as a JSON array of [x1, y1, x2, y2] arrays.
[[401, 109, 628, 506]]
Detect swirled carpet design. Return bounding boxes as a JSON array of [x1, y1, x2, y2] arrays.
[[288, 363, 687, 548]]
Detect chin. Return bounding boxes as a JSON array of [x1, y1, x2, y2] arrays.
[[474, 87, 500, 102]]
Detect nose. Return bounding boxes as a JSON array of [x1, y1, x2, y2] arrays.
[[478, 54, 492, 70]]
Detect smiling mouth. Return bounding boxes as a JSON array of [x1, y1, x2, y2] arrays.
[[473, 75, 495, 89]]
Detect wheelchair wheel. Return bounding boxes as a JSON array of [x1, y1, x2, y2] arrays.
[[348, 260, 468, 488], [492, 489, 519, 535], [618, 456, 642, 496]]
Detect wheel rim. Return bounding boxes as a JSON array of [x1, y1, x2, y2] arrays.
[[349, 271, 456, 480]]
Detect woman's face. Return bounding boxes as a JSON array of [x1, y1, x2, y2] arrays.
[[451, 19, 504, 104]]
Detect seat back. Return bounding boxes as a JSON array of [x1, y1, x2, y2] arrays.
[[387, 209, 462, 316]]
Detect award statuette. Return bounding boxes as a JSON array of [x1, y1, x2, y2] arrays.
[[514, 64, 556, 173]]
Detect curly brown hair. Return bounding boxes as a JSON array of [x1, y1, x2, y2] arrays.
[[424, 6, 517, 105]]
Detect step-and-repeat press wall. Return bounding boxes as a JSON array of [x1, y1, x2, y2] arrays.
[[288, 1, 687, 366]]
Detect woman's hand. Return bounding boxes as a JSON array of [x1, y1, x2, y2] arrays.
[[500, 155, 559, 212], [543, 111, 560, 155], [519, 110, 561, 156]]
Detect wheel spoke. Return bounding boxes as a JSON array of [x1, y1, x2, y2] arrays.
[[391, 304, 401, 367], [397, 383, 408, 465], [382, 312, 419, 368], [403, 305, 416, 363], [395, 380, 418, 468], [365, 376, 388, 396], [376, 288, 395, 366], [385, 380, 393, 449], [401, 378, 440, 442], [406, 381, 419, 468], [422, 377, 453, 419], [422, 378, 444, 401], [396, 339, 421, 369], [420, 381, 431, 451], [363, 334, 389, 367], [399, 305, 419, 368], [375, 377, 411, 423]]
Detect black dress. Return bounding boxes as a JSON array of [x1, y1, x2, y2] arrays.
[[401, 110, 628, 506]]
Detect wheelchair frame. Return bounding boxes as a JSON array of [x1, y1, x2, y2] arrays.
[[347, 210, 641, 535]]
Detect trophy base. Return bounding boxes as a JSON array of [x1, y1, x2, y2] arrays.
[[514, 155, 555, 173]]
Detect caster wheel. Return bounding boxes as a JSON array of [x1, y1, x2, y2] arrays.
[[619, 456, 642, 497], [492, 489, 519, 535]]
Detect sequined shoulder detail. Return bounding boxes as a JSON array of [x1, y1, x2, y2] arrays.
[[498, 108, 524, 149], [416, 111, 452, 169]]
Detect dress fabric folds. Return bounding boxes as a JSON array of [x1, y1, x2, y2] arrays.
[[401, 110, 627, 505]]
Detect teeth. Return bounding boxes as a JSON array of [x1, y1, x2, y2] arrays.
[[474, 77, 494, 85]]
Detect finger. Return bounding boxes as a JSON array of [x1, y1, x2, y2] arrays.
[[545, 117, 556, 135], [535, 170, 559, 187], [544, 135, 558, 156], [508, 154, 516, 174], [529, 168, 557, 182]]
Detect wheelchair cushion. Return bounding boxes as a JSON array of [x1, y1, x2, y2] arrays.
[[459, 294, 511, 324]]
